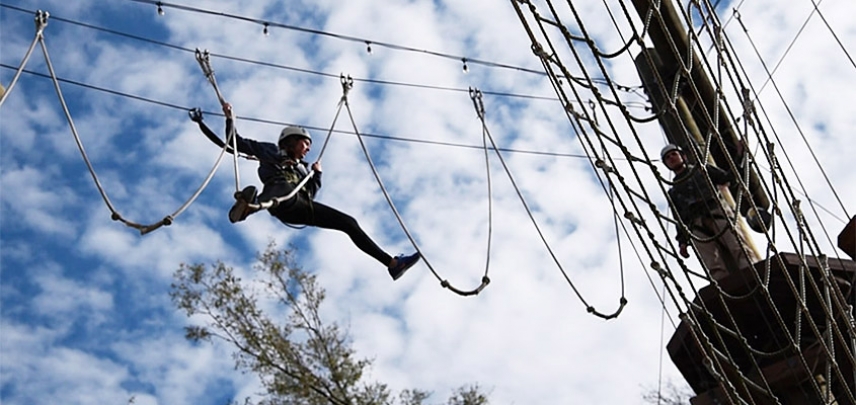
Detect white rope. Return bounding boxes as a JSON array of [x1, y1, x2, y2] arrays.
[[35, 12, 229, 234], [245, 75, 347, 211], [338, 81, 496, 296], [195, 48, 241, 193], [0, 10, 49, 109]]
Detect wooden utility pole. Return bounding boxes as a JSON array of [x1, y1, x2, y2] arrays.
[[630, 0, 769, 218]]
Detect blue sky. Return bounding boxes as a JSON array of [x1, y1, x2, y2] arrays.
[[2, 0, 855, 404]]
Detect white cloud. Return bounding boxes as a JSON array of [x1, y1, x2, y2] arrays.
[[2, 0, 854, 404], [0, 320, 130, 404]]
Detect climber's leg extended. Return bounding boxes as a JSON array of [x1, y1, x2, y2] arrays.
[[272, 197, 394, 264]]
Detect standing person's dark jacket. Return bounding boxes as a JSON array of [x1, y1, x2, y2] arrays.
[[668, 164, 733, 244]]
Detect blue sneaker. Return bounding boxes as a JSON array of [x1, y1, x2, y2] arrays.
[[228, 185, 258, 223], [389, 252, 420, 280]]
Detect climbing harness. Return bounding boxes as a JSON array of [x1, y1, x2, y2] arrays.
[[193, 50, 350, 211]]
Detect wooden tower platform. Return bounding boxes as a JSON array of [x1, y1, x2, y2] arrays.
[[668, 252, 856, 404]]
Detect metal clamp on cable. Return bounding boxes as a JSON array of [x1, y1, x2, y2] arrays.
[[339, 74, 353, 97], [35, 10, 50, 31]]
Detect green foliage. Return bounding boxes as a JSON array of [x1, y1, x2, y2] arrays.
[[399, 389, 431, 405], [172, 242, 489, 405], [641, 380, 693, 405], [445, 385, 489, 405]]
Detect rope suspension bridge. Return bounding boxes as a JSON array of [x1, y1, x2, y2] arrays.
[[0, 3, 638, 310], [1, 1, 854, 403], [509, 0, 855, 403]]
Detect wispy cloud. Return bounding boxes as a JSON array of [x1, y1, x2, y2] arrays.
[[2, 0, 854, 403]]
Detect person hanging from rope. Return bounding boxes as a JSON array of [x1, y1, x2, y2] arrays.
[[661, 143, 753, 281], [190, 104, 420, 281]]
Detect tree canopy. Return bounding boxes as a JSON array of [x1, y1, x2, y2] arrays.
[[171, 243, 488, 405]]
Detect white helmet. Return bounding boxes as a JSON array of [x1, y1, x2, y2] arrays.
[[278, 126, 312, 146], [660, 143, 683, 160]]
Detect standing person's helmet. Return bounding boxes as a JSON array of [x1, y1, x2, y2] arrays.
[[279, 126, 312, 147], [660, 143, 683, 161]]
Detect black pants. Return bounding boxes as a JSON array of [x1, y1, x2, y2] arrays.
[[269, 194, 392, 266]]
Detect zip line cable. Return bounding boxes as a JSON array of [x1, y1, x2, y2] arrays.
[[0, 63, 600, 164], [0, 64, 190, 110], [0, 2, 556, 102], [0, 2, 652, 105], [751, 0, 824, 97], [125, 0, 549, 77], [733, 12, 851, 225], [805, 0, 856, 72], [0, 63, 594, 161], [751, 0, 855, 97]]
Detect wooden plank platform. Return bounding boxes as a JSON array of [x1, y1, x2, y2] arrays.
[[840, 216, 856, 260], [667, 252, 856, 404]]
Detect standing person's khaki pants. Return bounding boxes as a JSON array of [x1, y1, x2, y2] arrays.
[[689, 206, 751, 280]]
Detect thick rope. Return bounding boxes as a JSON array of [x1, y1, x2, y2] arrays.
[[0, 10, 49, 109], [240, 75, 347, 211], [469, 88, 495, 292], [336, 80, 490, 296], [511, 0, 856, 401], [195, 49, 242, 193], [36, 13, 229, 234]]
